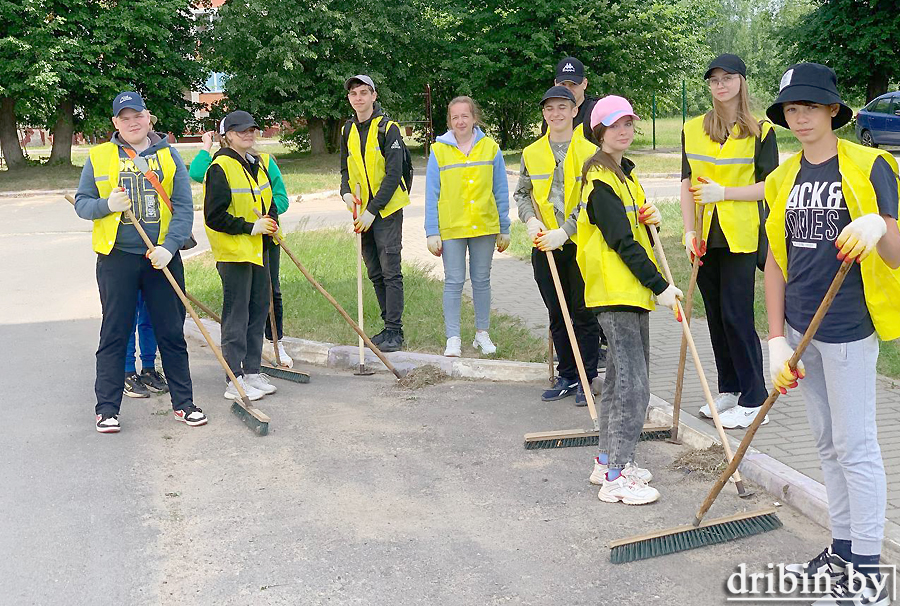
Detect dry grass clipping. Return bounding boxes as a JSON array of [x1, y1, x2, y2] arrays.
[[669, 444, 728, 481], [396, 365, 448, 390]]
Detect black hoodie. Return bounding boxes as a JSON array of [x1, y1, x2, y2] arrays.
[[339, 103, 405, 215]]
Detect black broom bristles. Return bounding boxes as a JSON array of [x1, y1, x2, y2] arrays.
[[524, 427, 672, 450], [261, 364, 310, 384]]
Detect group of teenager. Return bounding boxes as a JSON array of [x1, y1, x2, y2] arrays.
[[74, 51, 900, 604]]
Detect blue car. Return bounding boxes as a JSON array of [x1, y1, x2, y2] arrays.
[[856, 92, 900, 148]]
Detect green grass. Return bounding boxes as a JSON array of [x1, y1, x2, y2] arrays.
[[183, 226, 547, 362]]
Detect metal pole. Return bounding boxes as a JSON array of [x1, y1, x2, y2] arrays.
[[424, 83, 433, 158], [652, 92, 657, 150]]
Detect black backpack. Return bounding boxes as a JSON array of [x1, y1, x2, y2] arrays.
[[344, 116, 414, 193]]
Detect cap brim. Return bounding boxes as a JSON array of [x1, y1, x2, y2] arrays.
[[703, 66, 742, 80], [540, 95, 575, 106], [226, 121, 259, 133], [601, 110, 640, 126], [766, 86, 853, 129], [114, 103, 146, 117], [555, 75, 584, 85]]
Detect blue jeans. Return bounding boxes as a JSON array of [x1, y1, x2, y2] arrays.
[[125, 291, 158, 373], [441, 234, 495, 338]]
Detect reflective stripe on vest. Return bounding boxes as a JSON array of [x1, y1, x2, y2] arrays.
[[88, 142, 175, 255], [683, 116, 772, 253], [766, 139, 900, 341], [522, 129, 598, 235], [346, 116, 411, 218], [576, 166, 659, 310], [204, 154, 279, 265], [432, 136, 500, 240]]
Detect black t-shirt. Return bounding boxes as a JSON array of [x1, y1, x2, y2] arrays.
[[784, 155, 898, 342], [541, 95, 599, 144], [681, 125, 779, 249]]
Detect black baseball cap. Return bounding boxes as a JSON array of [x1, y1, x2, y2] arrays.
[[555, 57, 584, 84], [345, 74, 376, 92], [704, 54, 746, 80], [766, 63, 853, 129], [112, 91, 146, 116], [540, 86, 577, 106], [222, 110, 259, 133]]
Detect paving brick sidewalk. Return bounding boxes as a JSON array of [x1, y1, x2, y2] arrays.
[[284, 175, 900, 526]]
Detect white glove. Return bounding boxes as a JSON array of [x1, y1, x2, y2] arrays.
[[342, 192, 356, 213], [656, 284, 683, 311], [536, 227, 569, 251], [526, 216, 545, 241], [148, 246, 173, 269], [354, 209, 376, 233], [691, 177, 725, 205], [107, 188, 132, 213], [201, 131, 214, 153], [836, 214, 887, 262], [684, 230, 706, 265], [427, 235, 442, 256], [638, 203, 661, 225], [251, 217, 277, 236], [768, 336, 805, 394], [496, 233, 510, 253]]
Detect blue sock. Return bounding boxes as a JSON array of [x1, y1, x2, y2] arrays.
[[831, 538, 852, 562], [851, 552, 881, 581], [597, 453, 608, 465], [606, 467, 621, 481]]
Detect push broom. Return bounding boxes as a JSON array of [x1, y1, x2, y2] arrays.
[[65, 194, 271, 435], [253, 209, 403, 380], [609, 258, 853, 564]]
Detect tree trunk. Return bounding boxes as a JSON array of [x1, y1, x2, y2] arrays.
[[325, 118, 342, 154], [308, 117, 326, 155], [48, 96, 75, 165], [0, 96, 26, 171], [866, 70, 889, 103]]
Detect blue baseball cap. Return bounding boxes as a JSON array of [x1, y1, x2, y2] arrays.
[[112, 91, 146, 116]]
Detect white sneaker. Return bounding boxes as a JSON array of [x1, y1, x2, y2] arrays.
[[699, 392, 739, 418], [718, 404, 768, 429], [444, 336, 462, 357], [598, 474, 660, 505], [275, 341, 294, 368], [590, 460, 653, 485], [245, 373, 277, 395], [224, 377, 265, 401], [472, 331, 496, 355]]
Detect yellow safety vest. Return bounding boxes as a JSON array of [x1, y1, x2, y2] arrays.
[[522, 129, 598, 236], [431, 135, 500, 240], [683, 116, 773, 253], [576, 165, 659, 310], [204, 153, 281, 266], [346, 116, 411, 218], [765, 139, 900, 341], [88, 142, 175, 254]]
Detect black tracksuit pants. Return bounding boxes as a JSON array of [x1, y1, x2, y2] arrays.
[[94, 249, 193, 416], [361, 210, 404, 331], [263, 245, 283, 341], [532, 242, 600, 383], [217, 260, 269, 381], [695, 248, 767, 407]]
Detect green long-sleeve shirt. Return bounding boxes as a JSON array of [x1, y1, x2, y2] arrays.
[[189, 149, 290, 214]]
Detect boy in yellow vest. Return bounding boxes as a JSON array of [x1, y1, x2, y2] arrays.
[[74, 91, 205, 433], [764, 64, 900, 604], [516, 86, 601, 405], [339, 75, 411, 352]]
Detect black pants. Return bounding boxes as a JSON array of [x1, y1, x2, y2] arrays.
[[95, 249, 193, 415], [263, 245, 283, 341], [696, 248, 766, 407], [361, 210, 404, 331], [217, 261, 269, 381], [532, 242, 600, 382]]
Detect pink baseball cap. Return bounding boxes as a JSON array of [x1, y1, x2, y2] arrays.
[[590, 95, 641, 129]]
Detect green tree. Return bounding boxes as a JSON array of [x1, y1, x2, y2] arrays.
[[787, 0, 900, 102]]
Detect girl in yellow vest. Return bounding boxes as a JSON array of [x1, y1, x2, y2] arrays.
[[203, 111, 281, 402], [578, 96, 682, 505], [764, 63, 900, 603], [425, 96, 510, 356], [682, 54, 779, 429]]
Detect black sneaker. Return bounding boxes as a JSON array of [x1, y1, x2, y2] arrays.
[[96, 414, 121, 433], [597, 346, 608, 371], [139, 369, 169, 394], [124, 372, 151, 398], [173, 404, 208, 427], [575, 382, 587, 407], [812, 573, 889, 606], [542, 376, 578, 401], [785, 546, 848, 580], [379, 329, 404, 353], [370, 328, 389, 347]]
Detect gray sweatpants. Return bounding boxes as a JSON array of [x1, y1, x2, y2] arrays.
[[786, 324, 885, 556], [597, 310, 651, 469]]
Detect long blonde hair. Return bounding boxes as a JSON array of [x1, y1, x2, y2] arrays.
[[702, 75, 760, 143], [582, 123, 626, 183]]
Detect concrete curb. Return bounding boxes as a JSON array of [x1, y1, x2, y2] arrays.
[[647, 396, 900, 564]]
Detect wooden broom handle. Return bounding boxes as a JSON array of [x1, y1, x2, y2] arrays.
[[355, 185, 366, 367], [267, 262, 282, 366], [694, 259, 854, 526], [254, 209, 402, 379]]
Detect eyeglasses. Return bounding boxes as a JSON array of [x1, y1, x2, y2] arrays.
[[707, 74, 739, 88]]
